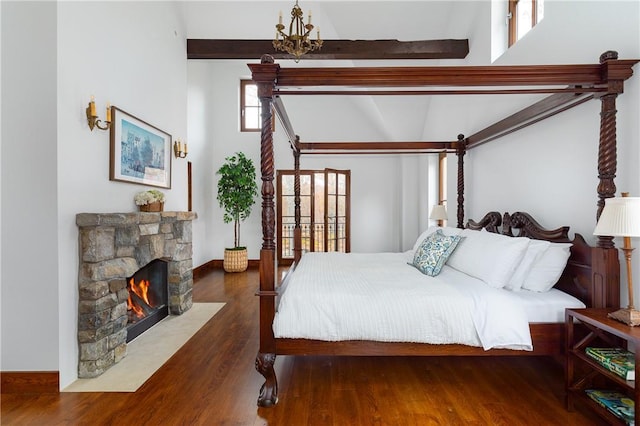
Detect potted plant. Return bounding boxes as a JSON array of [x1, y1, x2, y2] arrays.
[[134, 189, 165, 212], [216, 152, 258, 272]]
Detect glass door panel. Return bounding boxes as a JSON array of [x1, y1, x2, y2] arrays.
[[277, 169, 350, 264], [313, 173, 325, 252]]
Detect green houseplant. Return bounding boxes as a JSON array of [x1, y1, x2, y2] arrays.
[[216, 152, 258, 272]]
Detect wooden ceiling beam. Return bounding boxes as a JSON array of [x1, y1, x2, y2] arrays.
[[187, 39, 469, 60]]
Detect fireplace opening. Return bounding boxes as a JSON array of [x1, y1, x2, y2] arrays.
[[126, 258, 168, 342]]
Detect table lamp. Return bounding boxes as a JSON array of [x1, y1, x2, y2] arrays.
[[594, 192, 640, 326], [430, 205, 448, 225]]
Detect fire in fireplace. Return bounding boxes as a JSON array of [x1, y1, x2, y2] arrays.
[[126, 259, 168, 342]]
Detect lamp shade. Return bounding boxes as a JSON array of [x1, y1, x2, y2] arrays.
[[594, 196, 640, 237], [429, 205, 448, 221]]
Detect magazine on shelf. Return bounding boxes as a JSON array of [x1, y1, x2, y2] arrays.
[[585, 389, 635, 425], [586, 347, 635, 381]]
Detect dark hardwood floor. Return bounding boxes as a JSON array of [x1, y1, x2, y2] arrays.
[[2, 268, 604, 425]]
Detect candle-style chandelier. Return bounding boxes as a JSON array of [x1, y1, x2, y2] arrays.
[[273, 0, 322, 62]]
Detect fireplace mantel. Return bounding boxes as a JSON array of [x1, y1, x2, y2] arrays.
[[76, 211, 196, 378]]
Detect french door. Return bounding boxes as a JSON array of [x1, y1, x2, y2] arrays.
[[277, 169, 350, 265]]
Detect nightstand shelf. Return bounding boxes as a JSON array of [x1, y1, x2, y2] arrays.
[[566, 308, 640, 425]]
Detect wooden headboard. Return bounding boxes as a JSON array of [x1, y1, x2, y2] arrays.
[[465, 211, 619, 309], [503, 212, 595, 307]]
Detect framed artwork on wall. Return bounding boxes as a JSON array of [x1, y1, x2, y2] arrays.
[[110, 107, 172, 189]]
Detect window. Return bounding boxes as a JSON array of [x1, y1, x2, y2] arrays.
[[240, 80, 261, 132], [508, 0, 544, 47], [277, 169, 351, 265]]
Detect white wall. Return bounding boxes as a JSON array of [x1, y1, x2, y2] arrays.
[[1, 1, 189, 389], [0, 0, 3, 370], [187, 60, 431, 263], [1, 1, 59, 372], [57, 1, 188, 388], [445, 1, 640, 306], [187, 60, 265, 264], [490, 0, 509, 62]]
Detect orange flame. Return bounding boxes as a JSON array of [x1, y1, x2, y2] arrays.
[[127, 278, 154, 320]]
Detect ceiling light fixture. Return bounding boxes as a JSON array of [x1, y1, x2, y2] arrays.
[[273, 0, 322, 62]]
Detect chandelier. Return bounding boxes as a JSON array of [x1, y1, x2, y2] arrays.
[[273, 0, 323, 62]]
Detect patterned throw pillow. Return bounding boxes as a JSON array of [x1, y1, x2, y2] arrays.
[[410, 229, 463, 276]]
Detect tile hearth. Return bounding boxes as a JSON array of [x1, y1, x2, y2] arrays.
[[62, 302, 224, 392]]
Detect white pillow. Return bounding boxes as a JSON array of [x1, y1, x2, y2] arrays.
[[505, 239, 551, 291], [412, 226, 463, 252], [446, 228, 530, 289], [521, 242, 572, 292]]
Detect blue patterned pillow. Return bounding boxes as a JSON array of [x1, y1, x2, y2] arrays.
[[410, 229, 463, 276]]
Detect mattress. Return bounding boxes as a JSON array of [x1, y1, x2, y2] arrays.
[[513, 287, 585, 323], [273, 251, 556, 351]]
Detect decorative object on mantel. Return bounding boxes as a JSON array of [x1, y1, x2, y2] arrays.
[[86, 95, 112, 131], [135, 189, 165, 212], [110, 107, 172, 189], [216, 152, 258, 272], [273, 0, 322, 62], [173, 138, 188, 158], [594, 192, 640, 326]]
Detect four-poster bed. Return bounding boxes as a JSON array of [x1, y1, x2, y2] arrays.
[[249, 51, 638, 407]]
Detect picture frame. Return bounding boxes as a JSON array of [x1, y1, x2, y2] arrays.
[[110, 107, 172, 189]]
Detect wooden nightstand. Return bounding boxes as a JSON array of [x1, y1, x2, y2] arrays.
[[566, 308, 640, 424]]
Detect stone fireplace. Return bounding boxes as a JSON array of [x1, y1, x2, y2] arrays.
[[76, 211, 196, 378]]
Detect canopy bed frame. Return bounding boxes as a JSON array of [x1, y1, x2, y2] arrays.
[[249, 51, 638, 407]]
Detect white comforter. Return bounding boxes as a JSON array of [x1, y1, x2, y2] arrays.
[[273, 252, 533, 351]]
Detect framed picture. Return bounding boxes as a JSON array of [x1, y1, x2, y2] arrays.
[[110, 107, 172, 189]]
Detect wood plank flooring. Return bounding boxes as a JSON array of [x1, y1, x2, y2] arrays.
[[1, 268, 604, 425]]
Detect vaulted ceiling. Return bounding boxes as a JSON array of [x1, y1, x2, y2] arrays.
[[180, 1, 528, 144], [182, 1, 480, 42]]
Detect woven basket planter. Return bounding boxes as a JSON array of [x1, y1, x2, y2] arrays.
[[139, 201, 164, 212], [224, 248, 248, 273]]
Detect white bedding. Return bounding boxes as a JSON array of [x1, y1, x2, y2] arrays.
[[272, 251, 581, 351], [514, 288, 585, 323]]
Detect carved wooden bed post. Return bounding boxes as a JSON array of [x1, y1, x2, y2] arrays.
[[592, 50, 624, 309], [456, 134, 466, 229], [293, 136, 302, 263], [249, 55, 280, 407]]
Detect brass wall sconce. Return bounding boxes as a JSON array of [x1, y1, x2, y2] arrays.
[[86, 96, 112, 131], [174, 139, 188, 158]]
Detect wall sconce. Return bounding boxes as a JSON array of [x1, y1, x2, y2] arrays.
[[86, 96, 112, 131], [173, 139, 188, 158]]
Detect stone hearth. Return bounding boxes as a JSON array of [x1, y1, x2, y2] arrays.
[[76, 211, 196, 378]]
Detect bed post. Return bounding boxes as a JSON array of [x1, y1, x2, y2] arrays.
[[456, 134, 466, 229], [293, 137, 302, 263], [249, 55, 280, 407], [592, 50, 623, 309]]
